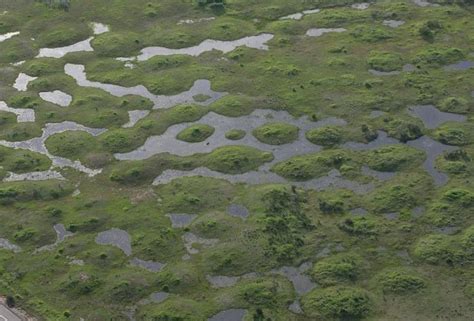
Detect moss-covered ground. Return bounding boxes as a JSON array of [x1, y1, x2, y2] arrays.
[[0, 0, 473, 320]]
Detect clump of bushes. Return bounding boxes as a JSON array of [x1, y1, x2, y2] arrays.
[[365, 145, 424, 172], [302, 286, 372, 320], [225, 129, 246, 140], [253, 122, 299, 145], [376, 270, 425, 294], [438, 97, 470, 114], [367, 51, 403, 72], [176, 124, 215, 143], [310, 254, 361, 286], [306, 126, 343, 147], [338, 217, 378, 236]]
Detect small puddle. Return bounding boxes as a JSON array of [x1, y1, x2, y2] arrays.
[[36, 224, 73, 252], [351, 3, 370, 10], [306, 28, 346, 37], [350, 208, 368, 216], [408, 105, 466, 129], [206, 275, 240, 288], [39, 90, 72, 107], [412, 0, 439, 7], [118, 33, 274, 61], [166, 213, 197, 228], [369, 69, 400, 76], [65, 63, 227, 109], [227, 204, 249, 219], [0, 121, 106, 176], [444, 60, 474, 71], [0, 238, 21, 253], [279, 9, 320, 20], [122, 110, 150, 128], [208, 309, 247, 321], [91, 22, 109, 35], [37, 37, 94, 59], [95, 228, 132, 256], [0, 101, 35, 122], [0, 31, 20, 42], [130, 257, 165, 272], [382, 20, 405, 28], [272, 262, 315, 296], [177, 17, 215, 25], [13, 73, 37, 91], [407, 135, 457, 186], [3, 170, 65, 182], [411, 206, 425, 218], [383, 212, 399, 220], [289, 300, 303, 314]]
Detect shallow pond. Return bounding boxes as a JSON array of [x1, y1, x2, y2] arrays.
[[408, 105, 466, 129], [13, 73, 37, 91], [65, 63, 227, 109], [208, 309, 247, 321], [118, 33, 274, 61], [279, 9, 320, 20], [123, 110, 150, 128], [0, 121, 106, 176], [444, 60, 474, 71], [272, 262, 315, 296], [0, 238, 21, 253], [37, 37, 94, 58], [130, 258, 165, 272], [0, 101, 35, 122], [36, 224, 73, 252], [0, 31, 20, 42], [306, 28, 346, 37], [227, 204, 249, 219], [39, 90, 72, 107], [166, 213, 197, 228], [407, 135, 457, 186], [3, 170, 65, 182], [96, 228, 132, 256], [382, 20, 405, 28]]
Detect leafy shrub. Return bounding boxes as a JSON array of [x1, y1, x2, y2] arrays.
[[302, 286, 371, 320], [306, 126, 343, 146], [311, 254, 360, 286], [376, 270, 425, 294]]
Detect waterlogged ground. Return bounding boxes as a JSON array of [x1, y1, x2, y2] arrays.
[[0, 0, 473, 320]]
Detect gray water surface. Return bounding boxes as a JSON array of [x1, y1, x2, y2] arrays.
[[118, 33, 274, 61], [208, 309, 247, 321], [408, 105, 466, 129], [306, 28, 346, 37], [0, 101, 35, 122], [39, 90, 73, 107], [37, 37, 94, 58], [96, 228, 132, 256], [65, 63, 227, 109]]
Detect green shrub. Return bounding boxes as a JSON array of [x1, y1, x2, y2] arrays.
[[367, 51, 403, 72], [311, 254, 360, 286], [302, 286, 371, 320], [365, 145, 424, 172], [253, 122, 299, 145], [225, 129, 246, 140], [306, 126, 343, 146], [176, 124, 215, 143], [376, 270, 425, 294]]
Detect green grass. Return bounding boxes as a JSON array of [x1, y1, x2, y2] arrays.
[[176, 124, 215, 143], [252, 122, 299, 145]]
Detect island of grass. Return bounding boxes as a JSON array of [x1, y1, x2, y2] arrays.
[[176, 124, 215, 143], [225, 129, 246, 140], [252, 122, 299, 145]]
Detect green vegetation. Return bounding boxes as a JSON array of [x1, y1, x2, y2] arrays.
[[311, 254, 361, 286], [225, 129, 246, 140], [252, 122, 299, 145], [176, 124, 215, 143], [0, 1, 473, 320], [306, 126, 344, 146], [302, 286, 372, 320], [367, 51, 403, 72]]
